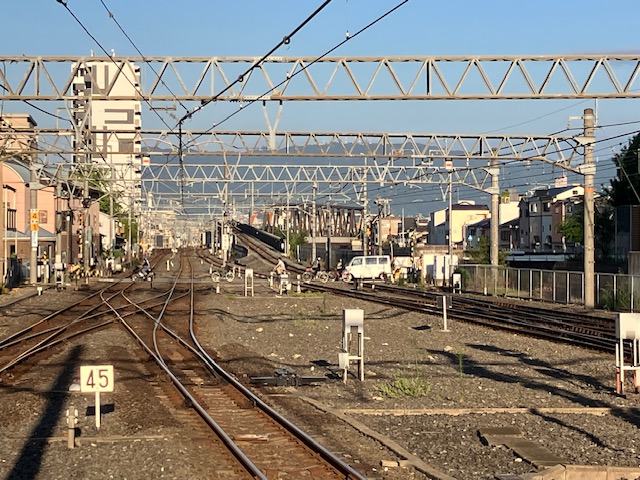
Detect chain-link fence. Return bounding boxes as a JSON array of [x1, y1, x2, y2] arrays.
[[456, 264, 640, 312]]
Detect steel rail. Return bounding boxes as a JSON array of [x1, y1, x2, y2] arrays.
[[186, 254, 366, 480], [0, 283, 119, 349], [303, 282, 616, 353], [0, 320, 115, 374], [109, 252, 268, 480]]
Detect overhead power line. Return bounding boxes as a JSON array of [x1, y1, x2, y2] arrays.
[[179, 0, 335, 125], [184, 0, 411, 148], [99, 0, 189, 115], [55, 0, 175, 132]]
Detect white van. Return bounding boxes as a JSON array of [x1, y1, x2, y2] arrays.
[[342, 255, 392, 281]]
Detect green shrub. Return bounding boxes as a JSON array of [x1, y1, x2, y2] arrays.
[[378, 376, 430, 398]]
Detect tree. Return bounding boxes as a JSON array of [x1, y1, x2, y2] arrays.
[[556, 201, 615, 260], [466, 236, 507, 265], [606, 132, 640, 207], [556, 203, 583, 245]]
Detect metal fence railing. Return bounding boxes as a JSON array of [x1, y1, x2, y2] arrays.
[[455, 264, 640, 312]]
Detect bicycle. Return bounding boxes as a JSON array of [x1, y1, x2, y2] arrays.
[[211, 269, 235, 283], [302, 268, 329, 283]]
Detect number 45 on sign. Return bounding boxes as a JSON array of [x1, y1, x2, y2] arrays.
[[80, 365, 114, 393], [79, 365, 114, 429]]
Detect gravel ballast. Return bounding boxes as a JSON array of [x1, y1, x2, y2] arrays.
[[1, 271, 639, 480]]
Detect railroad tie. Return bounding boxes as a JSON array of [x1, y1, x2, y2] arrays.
[[478, 427, 567, 468]]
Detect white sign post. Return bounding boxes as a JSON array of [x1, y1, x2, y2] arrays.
[[80, 365, 114, 429], [437, 295, 452, 332]]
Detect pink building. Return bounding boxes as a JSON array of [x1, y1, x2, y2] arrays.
[[2, 114, 101, 284]]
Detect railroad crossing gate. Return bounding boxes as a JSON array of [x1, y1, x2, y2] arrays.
[[615, 313, 640, 395], [339, 309, 364, 383]]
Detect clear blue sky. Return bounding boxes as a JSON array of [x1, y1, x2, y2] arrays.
[[5, 1, 638, 57], [3, 0, 639, 214]]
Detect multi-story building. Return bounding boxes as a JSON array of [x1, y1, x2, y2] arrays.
[[518, 185, 584, 251], [1, 112, 109, 285], [428, 201, 490, 249], [464, 202, 520, 250], [72, 59, 142, 203]]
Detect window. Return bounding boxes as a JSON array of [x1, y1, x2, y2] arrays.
[[365, 257, 377, 265], [352, 258, 362, 266], [379, 257, 389, 265]]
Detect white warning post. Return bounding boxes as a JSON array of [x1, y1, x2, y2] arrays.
[[80, 365, 114, 429]]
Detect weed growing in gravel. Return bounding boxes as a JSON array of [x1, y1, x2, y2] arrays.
[[378, 376, 430, 398], [378, 347, 431, 398], [293, 292, 323, 298]]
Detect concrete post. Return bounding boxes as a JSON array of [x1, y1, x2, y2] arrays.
[[583, 108, 596, 309], [311, 183, 317, 261], [490, 153, 500, 294], [29, 162, 38, 284]]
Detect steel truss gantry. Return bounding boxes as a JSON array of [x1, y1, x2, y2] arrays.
[[7, 129, 580, 204], [0, 55, 626, 311], [2, 55, 640, 101]]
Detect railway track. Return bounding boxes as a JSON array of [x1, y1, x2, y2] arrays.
[[0, 248, 366, 480], [232, 228, 621, 354], [118, 249, 366, 479], [299, 280, 617, 353]]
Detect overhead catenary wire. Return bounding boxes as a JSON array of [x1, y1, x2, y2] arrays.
[[168, 0, 336, 208], [183, 0, 411, 150], [178, 0, 335, 125], [55, 0, 175, 132], [173, 0, 409, 208], [98, 0, 189, 115], [31, 0, 639, 218]]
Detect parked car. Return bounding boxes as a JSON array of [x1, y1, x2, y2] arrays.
[[342, 255, 392, 282]]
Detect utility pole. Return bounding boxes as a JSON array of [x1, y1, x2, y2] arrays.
[[286, 193, 291, 257], [311, 182, 317, 261], [127, 195, 133, 265], [83, 173, 90, 279], [490, 153, 500, 268], [362, 157, 368, 256], [29, 162, 38, 285], [325, 206, 332, 270], [583, 108, 596, 309], [489, 152, 500, 294], [375, 198, 390, 255], [446, 159, 453, 285], [0, 155, 4, 285], [55, 183, 63, 286]]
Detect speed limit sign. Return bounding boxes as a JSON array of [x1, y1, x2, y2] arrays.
[[80, 365, 114, 393], [79, 365, 114, 429]]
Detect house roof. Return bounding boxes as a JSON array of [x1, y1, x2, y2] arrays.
[[4, 159, 31, 182], [531, 185, 582, 199], [7, 227, 55, 239], [466, 216, 520, 229], [452, 204, 489, 211], [4, 158, 102, 200]]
